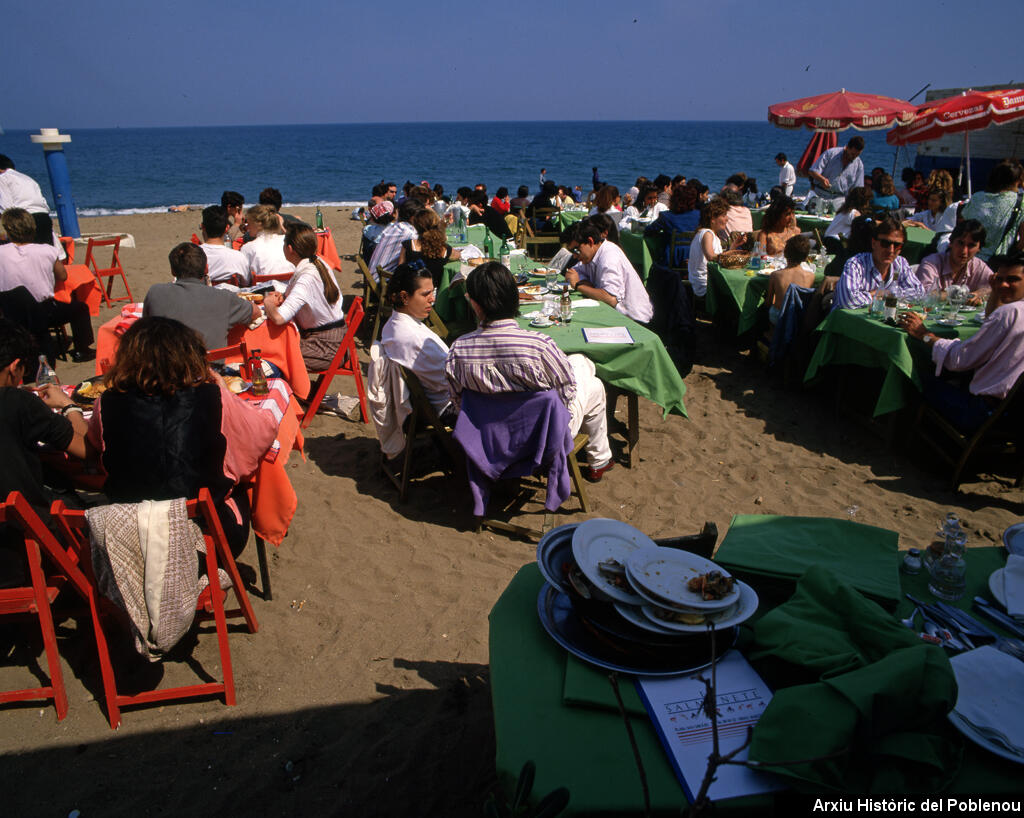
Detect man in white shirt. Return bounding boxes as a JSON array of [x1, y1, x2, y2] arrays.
[[199, 206, 251, 285], [775, 152, 796, 196], [564, 221, 654, 324], [0, 155, 59, 251]]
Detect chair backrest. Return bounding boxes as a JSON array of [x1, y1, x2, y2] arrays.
[[372, 268, 394, 341], [207, 341, 250, 376], [251, 271, 293, 285], [668, 230, 695, 270], [424, 308, 449, 340], [84, 237, 134, 305]]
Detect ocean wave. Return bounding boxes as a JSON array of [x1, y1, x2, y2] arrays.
[[78, 201, 365, 218]]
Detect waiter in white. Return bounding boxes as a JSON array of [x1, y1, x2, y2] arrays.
[[775, 152, 796, 196]]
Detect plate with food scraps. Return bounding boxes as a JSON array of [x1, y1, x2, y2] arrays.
[[519, 285, 545, 298], [640, 582, 758, 633], [223, 375, 252, 394], [571, 518, 655, 605], [535, 523, 579, 592], [71, 376, 108, 405], [625, 545, 739, 610], [613, 602, 684, 635]]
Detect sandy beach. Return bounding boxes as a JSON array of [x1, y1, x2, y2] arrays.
[[2, 206, 1021, 817]]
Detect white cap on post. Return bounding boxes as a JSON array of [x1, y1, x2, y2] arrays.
[[30, 128, 72, 150]]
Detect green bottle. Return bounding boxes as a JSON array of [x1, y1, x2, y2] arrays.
[[315, 206, 324, 230], [500, 237, 511, 269]]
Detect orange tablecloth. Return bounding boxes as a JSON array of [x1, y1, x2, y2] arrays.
[[316, 229, 342, 272], [54, 264, 102, 316], [95, 305, 312, 398]]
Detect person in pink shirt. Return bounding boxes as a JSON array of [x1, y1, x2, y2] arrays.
[[901, 251, 1024, 431], [915, 220, 993, 303]]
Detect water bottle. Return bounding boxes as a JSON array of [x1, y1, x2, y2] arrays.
[[36, 355, 58, 386], [315, 206, 324, 230], [883, 292, 898, 324], [869, 288, 886, 318]]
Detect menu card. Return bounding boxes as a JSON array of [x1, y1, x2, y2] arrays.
[[582, 326, 634, 344], [635, 650, 783, 802]]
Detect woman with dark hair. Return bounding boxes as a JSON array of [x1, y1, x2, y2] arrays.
[[264, 222, 345, 374], [688, 199, 746, 297], [833, 215, 925, 308], [645, 184, 700, 266], [380, 264, 451, 414], [398, 208, 460, 287], [756, 195, 800, 256], [589, 185, 622, 218], [87, 317, 276, 553], [961, 160, 1024, 261], [824, 186, 871, 251], [823, 214, 875, 278], [904, 186, 956, 233], [871, 174, 900, 212], [742, 178, 759, 207], [491, 187, 511, 214]]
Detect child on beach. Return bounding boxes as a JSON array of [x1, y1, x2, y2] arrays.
[[765, 235, 814, 326]]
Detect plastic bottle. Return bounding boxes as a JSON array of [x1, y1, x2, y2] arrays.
[[36, 355, 58, 386]]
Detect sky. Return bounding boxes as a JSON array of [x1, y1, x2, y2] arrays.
[[2, 0, 1021, 129]]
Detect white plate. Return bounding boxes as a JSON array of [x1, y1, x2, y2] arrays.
[[612, 602, 682, 635], [1002, 522, 1024, 556], [935, 317, 964, 326], [571, 519, 654, 605], [989, 568, 1007, 608], [959, 306, 978, 313], [640, 582, 758, 633], [530, 316, 554, 328], [625, 546, 739, 611]]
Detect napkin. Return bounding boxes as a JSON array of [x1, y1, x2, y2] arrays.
[[1002, 554, 1024, 619], [950, 645, 1024, 757], [459, 244, 483, 260]]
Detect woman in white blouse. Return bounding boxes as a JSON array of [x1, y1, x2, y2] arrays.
[[240, 204, 295, 279], [264, 222, 345, 375], [688, 198, 745, 297]]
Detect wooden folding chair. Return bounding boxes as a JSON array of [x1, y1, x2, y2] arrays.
[[0, 491, 103, 721], [381, 365, 463, 502], [300, 296, 368, 428], [522, 217, 562, 261], [913, 373, 1024, 491], [370, 267, 394, 342], [52, 488, 258, 729], [84, 237, 134, 307], [668, 230, 695, 275]]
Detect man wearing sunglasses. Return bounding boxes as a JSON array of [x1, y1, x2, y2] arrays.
[[901, 252, 1024, 431], [834, 215, 925, 309]]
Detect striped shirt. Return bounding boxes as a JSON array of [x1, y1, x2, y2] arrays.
[[445, 319, 576, 411], [368, 221, 417, 278], [833, 252, 924, 309]]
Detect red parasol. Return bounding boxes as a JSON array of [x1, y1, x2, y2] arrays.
[[768, 88, 917, 132], [886, 88, 1024, 145], [796, 130, 837, 174]]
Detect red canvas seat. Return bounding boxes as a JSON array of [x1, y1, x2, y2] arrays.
[[300, 296, 368, 428], [52, 488, 258, 728], [84, 237, 134, 307]]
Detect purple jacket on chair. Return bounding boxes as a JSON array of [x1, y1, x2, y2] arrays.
[[453, 389, 572, 516]]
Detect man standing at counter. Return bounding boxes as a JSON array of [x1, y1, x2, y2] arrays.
[[808, 137, 865, 201]]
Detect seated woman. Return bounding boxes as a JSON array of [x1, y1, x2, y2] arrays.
[[823, 214, 874, 279], [688, 198, 746, 297], [870, 174, 901, 212], [263, 222, 346, 378], [398, 208, 461, 288], [380, 264, 452, 416], [240, 204, 295, 278], [490, 187, 511, 215], [88, 317, 277, 554], [896, 168, 926, 207], [823, 187, 870, 253], [916, 220, 992, 301], [756, 196, 800, 256], [645, 184, 700, 267], [833, 215, 925, 309], [0, 208, 95, 362], [589, 184, 623, 222], [961, 160, 1024, 261], [901, 252, 1024, 432], [904, 186, 957, 234]]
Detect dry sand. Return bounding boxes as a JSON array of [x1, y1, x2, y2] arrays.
[[1, 206, 1021, 817]]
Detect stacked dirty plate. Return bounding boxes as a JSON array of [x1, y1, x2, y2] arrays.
[[535, 518, 758, 676]]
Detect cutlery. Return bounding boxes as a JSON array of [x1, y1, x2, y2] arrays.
[[973, 597, 1024, 639], [932, 601, 997, 639], [899, 608, 920, 630]]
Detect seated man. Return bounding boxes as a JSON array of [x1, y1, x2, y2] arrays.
[[0, 208, 94, 361], [833, 215, 925, 309], [0, 319, 87, 586], [445, 262, 614, 482], [199, 205, 251, 285], [901, 252, 1024, 431], [369, 199, 422, 278], [220, 190, 246, 244], [467, 190, 513, 240], [765, 235, 815, 325], [0, 155, 53, 247], [565, 220, 654, 324], [259, 187, 303, 226], [916, 220, 993, 302], [143, 243, 258, 349]]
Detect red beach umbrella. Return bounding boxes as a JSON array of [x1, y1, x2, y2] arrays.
[[796, 130, 838, 174], [768, 88, 917, 132], [886, 88, 1024, 196]]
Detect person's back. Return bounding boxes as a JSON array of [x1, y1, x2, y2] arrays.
[[766, 235, 814, 324]]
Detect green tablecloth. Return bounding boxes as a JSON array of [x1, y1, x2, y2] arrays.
[[447, 223, 487, 249], [796, 216, 934, 264], [705, 263, 825, 336], [551, 210, 588, 231], [804, 307, 978, 416], [619, 231, 664, 283], [488, 543, 1020, 814], [750, 208, 766, 231], [516, 299, 687, 418]]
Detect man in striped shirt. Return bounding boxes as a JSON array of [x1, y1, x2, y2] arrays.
[[445, 262, 614, 481], [368, 199, 423, 279]]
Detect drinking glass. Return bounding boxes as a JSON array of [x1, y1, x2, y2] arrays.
[[945, 284, 966, 322], [923, 288, 941, 319], [545, 269, 558, 290]]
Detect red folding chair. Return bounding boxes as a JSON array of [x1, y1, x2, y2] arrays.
[[52, 488, 259, 729], [251, 271, 293, 285], [84, 237, 134, 307], [207, 341, 250, 375], [301, 296, 368, 429], [0, 491, 102, 721]]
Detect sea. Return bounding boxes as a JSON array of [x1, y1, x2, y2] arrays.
[[0, 121, 904, 216]]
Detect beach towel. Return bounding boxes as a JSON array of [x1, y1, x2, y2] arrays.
[[87, 499, 204, 661]]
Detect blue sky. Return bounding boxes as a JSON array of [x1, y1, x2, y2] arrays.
[[3, 0, 1020, 129]]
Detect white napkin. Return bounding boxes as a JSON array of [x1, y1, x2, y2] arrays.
[[950, 646, 1024, 757], [459, 244, 483, 260], [1002, 554, 1024, 619]]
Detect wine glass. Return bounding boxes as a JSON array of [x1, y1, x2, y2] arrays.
[[922, 287, 941, 320]]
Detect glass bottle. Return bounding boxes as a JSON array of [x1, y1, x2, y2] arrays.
[[315, 206, 324, 230], [499, 237, 511, 269], [928, 531, 967, 601], [559, 285, 573, 324], [36, 355, 58, 386], [925, 512, 960, 574], [883, 291, 898, 324], [249, 349, 269, 396]]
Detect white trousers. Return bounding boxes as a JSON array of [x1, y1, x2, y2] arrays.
[[566, 354, 612, 468]]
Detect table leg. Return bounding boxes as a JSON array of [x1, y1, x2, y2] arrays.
[[606, 386, 640, 468], [255, 535, 272, 601]]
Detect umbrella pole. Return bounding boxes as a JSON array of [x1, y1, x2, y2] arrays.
[[965, 131, 972, 198]]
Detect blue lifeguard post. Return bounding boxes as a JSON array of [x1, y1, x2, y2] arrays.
[[30, 128, 80, 239]]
